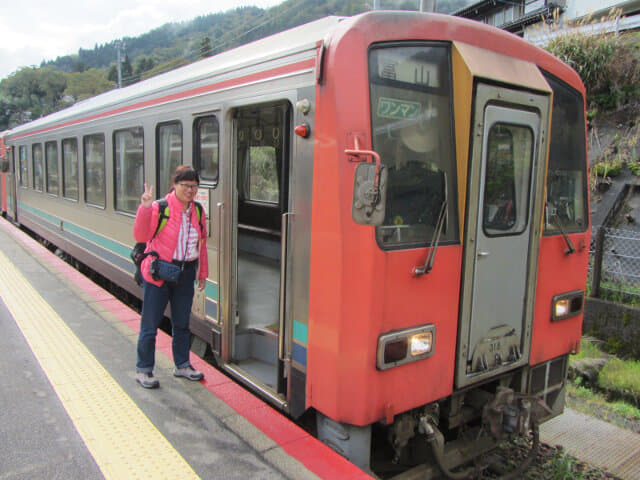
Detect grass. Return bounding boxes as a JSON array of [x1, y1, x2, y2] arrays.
[[571, 338, 605, 361], [599, 357, 640, 400], [568, 338, 640, 425], [547, 451, 581, 480]]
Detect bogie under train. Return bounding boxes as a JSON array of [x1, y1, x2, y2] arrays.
[[1, 11, 589, 478]]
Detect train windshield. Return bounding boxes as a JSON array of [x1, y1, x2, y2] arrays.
[[369, 44, 458, 249], [543, 72, 588, 234]]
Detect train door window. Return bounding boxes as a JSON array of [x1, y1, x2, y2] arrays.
[[45, 141, 59, 196], [157, 122, 182, 197], [369, 43, 458, 249], [114, 127, 144, 214], [542, 72, 588, 234], [194, 116, 219, 184], [62, 138, 79, 201], [84, 134, 106, 208], [19, 146, 27, 188], [32, 144, 44, 192], [245, 145, 278, 204], [483, 124, 533, 236]]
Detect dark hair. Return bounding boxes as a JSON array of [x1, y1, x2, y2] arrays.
[[172, 165, 200, 185]]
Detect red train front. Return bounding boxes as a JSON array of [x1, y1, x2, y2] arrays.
[[306, 12, 589, 476]]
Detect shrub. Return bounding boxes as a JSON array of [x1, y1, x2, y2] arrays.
[[592, 160, 622, 177], [599, 357, 640, 401], [545, 10, 640, 111]]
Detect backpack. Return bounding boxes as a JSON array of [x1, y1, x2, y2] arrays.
[[130, 199, 204, 285]]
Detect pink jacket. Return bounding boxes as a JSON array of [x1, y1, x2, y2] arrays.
[[133, 191, 209, 287]]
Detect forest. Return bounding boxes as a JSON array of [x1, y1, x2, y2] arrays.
[[0, 0, 468, 130]]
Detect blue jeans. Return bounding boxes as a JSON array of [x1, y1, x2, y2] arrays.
[[136, 264, 196, 373]]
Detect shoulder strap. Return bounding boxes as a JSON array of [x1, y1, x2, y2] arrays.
[[194, 201, 205, 235], [154, 199, 170, 236], [153, 199, 203, 237]]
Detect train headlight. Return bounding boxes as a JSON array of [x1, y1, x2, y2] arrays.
[[410, 331, 433, 356], [551, 291, 584, 321], [377, 325, 435, 370], [554, 299, 570, 317]]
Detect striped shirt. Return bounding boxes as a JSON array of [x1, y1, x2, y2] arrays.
[[173, 204, 200, 262]]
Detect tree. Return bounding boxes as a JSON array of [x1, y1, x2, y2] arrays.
[[0, 67, 67, 127], [199, 37, 213, 58], [122, 54, 133, 78], [65, 69, 115, 102]]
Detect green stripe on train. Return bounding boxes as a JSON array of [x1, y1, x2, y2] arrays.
[[293, 320, 308, 345], [19, 202, 222, 302], [20, 202, 130, 258]]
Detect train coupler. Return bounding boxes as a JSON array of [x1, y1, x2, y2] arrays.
[[482, 386, 550, 439]]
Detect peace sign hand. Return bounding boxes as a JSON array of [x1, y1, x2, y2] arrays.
[[141, 183, 154, 208]]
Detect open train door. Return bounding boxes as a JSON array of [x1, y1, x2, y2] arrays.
[[222, 101, 293, 409], [456, 83, 550, 388]]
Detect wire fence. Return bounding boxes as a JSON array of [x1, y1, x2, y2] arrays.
[[591, 226, 640, 302]]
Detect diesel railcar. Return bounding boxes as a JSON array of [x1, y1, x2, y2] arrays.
[[2, 11, 589, 478]]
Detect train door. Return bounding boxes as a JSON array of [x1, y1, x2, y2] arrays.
[[225, 101, 291, 404], [457, 84, 549, 388]]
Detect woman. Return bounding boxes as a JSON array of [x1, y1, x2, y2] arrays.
[[133, 165, 208, 388]]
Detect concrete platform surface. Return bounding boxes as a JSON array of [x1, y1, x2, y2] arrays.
[[540, 408, 640, 480]]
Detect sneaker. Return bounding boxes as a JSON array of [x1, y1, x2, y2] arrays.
[[136, 371, 159, 389], [173, 365, 204, 381]]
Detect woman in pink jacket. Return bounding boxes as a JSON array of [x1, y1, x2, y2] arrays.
[[133, 165, 208, 388]]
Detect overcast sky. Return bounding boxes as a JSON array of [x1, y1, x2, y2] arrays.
[[0, 0, 286, 80]]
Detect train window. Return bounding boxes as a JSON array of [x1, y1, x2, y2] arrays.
[[157, 122, 182, 196], [542, 72, 588, 235], [32, 144, 44, 192], [45, 141, 59, 196], [369, 44, 458, 249], [84, 134, 106, 208], [114, 127, 144, 214], [62, 138, 79, 201], [194, 116, 219, 183], [19, 146, 27, 188], [483, 124, 533, 236], [246, 146, 278, 203]]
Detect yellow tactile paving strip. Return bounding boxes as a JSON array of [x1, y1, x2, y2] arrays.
[[0, 249, 201, 480]]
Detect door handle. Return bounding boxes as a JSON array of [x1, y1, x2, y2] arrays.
[[278, 212, 293, 361], [477, 250, 490, 257]]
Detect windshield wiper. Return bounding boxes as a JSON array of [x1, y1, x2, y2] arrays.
[[548, 203, 576, 254], [413, 199, 448, 275]]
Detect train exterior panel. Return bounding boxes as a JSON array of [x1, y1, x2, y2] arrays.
[[3, 11, 589, 477]]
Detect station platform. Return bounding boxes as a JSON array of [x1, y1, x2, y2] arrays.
[[0, 217, 371, 480]]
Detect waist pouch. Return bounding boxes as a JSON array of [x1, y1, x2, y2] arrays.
[[150, 259, 183, 284]]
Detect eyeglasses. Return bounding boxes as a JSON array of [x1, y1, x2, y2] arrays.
[[178, 183, 199, 191]]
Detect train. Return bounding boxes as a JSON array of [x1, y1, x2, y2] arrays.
[[0, 11, 589, 479]]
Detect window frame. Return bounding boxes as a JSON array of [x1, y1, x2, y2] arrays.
[[83, 133, 106, 209], [156, 121, 183, 197], [482, 122, 535, 238], [19, 145, 28, 188], [62, 137, 79, 202], [368, 41, 459, 251], [193, 115, 220, 186], [32, 143, 44, 192], [45, 140, 59, 196], [113, 126, 145, 215], [541, 70, 589, 236]]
